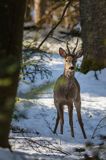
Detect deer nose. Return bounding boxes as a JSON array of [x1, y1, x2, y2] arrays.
[[69, 66, 74, 70]]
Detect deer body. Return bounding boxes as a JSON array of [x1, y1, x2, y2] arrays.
[[54, 76, 80, 106], [53, 40, 87, 139]]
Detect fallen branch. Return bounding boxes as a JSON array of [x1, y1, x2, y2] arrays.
[[10, 129, 70, 155]]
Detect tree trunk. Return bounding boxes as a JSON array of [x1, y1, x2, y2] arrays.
[[24, 0, 34, 22], [0, 0, 26, 148], [80, 0, 106, 73], [34, 0, 46, 27]]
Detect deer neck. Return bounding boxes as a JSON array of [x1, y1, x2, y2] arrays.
[[64, 70, 75, 80], [63, 71, 75, 90]]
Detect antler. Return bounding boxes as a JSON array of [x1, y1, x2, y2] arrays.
[[66, 38, 83, 58], [72, 38, 79, 55], [74, 38, 83, 58], [66, 41, 71, 55], [66, 39, 79, 56]]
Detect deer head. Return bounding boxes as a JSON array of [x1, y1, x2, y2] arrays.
[[59, 39, 82, 78]]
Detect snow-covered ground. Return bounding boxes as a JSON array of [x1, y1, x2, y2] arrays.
[[0, 18, 105, 160], [0, 17, 105, 160], [9, 51, 106, 159]]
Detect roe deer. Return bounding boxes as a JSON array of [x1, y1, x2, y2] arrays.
[[53, 39, 87, 139]]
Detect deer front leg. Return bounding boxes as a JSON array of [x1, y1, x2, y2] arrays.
[[68, 103, 74, 137], [74, 101, 87, 139], [53, 105, 64, 134], [53, 111, 59, 134], [59, 106, 64, 134]]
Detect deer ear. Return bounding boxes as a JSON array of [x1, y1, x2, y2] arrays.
[[59, 48, 66, 58]]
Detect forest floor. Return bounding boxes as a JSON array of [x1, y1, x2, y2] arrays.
[[0, 28, 104, 159], [8, 41, 106, 159]]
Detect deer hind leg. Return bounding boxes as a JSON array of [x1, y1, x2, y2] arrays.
[[74, 101, 87, 139], [68, 103, 74, 137]]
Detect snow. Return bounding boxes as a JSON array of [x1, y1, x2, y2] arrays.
[[10, 49, 106, 158], [0, 148, 65, 160], [18, 80, 32, 94], [0, 148, 23, 160]]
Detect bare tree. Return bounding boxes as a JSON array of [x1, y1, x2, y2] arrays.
[[34, 0, 47, 27], [0, 0, 26, 148], [24, 0, 34, 22], [80, 0, 106, 73]]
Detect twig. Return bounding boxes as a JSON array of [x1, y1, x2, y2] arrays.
[[94, 71, 99, 80], [26, 137, 70, 155], [50, 36, 66, 43], [36, 1, 65, 26], [10, 130, 70, 155], [37, 0, 72, 49], [44, 139, 70, 155], [91, 117, 106, 139], [97, 124, 106, 130]]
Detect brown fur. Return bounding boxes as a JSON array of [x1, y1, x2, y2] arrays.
[[53, 47, 87, 139]]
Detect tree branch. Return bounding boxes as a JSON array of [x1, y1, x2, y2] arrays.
[[91, 116, 106, 139], [36, 1, 65, 27], [37, 0, 72, 49]]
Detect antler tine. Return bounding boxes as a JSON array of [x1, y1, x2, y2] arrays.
[[66, 41, 71, 55], [72, 38, 79, 55]]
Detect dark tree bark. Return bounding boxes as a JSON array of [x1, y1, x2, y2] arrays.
[[80, 0, 106, 73], [0, 0, 26, 148]]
